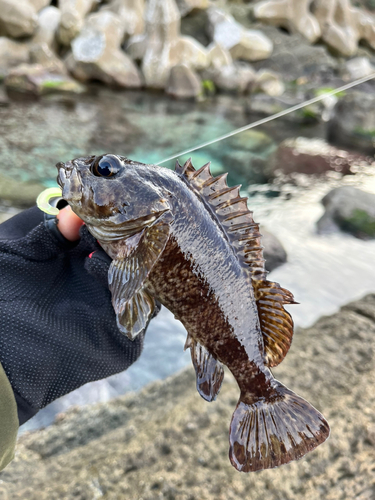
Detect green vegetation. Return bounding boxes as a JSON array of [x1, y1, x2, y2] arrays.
[[314, 87, 346, 99], [353, 126, 375, 138], [340, 209, 375, 239], [202, 79, 216, 95]]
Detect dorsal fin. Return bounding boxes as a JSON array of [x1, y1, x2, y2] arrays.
[[175, 159, 296, 366], [175, 158, 267, 281]]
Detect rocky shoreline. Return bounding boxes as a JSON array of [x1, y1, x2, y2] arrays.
[[1, 293, 374, 499]]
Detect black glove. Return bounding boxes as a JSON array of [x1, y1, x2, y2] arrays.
[[0, 205, 154, 425]]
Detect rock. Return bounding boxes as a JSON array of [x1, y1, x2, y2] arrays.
[[0, 37, 30, 80], [0, 173, 45, 207], [327, 91, 375, 154], [57, 0, 97, 46], [28, 0, 50, 12], [68, 11, 142, 88], [344, 57, 375, 80], [207, 7, 273, 62], [251, 25, 338, 82], [253, 0, 375, 57], [101, 0, 145, 38], [253, 69, 285, 96], [262, 229, 287, 271], [317, 186, 375, 239], [207, 42, 232, 70], [4, 294, 375, 499], [29, 44, 66, 75], [0, 0, 38, 39], [267, 137, 370, 178], [5, 63, 85, 96], [180, 8, 210, 47], [31, 6, 61, 51], [166, 63, 202, 99], [0, 85, 9, 106], [212, 61, 256, 93], [175, 0, 209, 17], [221, 129, 277, 184], [136, 0, 209, 89], [253, 0, 321, 43], [313, 0, 375, 56]]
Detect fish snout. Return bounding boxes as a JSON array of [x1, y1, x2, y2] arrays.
[[56, 161, 82, 202]]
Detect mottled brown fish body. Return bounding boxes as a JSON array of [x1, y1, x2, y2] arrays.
[[57, 154, 330, 473]]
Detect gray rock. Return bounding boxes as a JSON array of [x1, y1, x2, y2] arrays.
[[253, 68, 285, 96], [29, 44, 67, 75], [5, 63, 85, 96], [166, 64, 202, 99], [68, 11, 142, 88], [317, 186, 375, 239], [0, 37, 30, 80], [262, 229, 287, 271], [4, 294, 375, 499], [28, 0, 51, 12], [251, 25, 338, 82], [344, 56, 375, 80], [267, 137, 370, 178], [327, 91, 375, 155], [0, 0, 38, 39]]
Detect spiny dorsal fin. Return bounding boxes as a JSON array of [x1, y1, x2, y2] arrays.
[[175, 158, 267, 282], [253, 279, 296, 367]]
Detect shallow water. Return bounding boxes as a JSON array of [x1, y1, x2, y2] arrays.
[[1, 87, 374, 433]]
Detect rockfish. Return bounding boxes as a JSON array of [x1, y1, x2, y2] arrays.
[[57, 154, 329, 472]]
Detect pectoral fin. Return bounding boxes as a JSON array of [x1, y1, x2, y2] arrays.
[[109, 213, 172, 339], [187, 334, 224, 402]]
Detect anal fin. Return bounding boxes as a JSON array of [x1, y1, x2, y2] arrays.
[[188, 335, 224, 402]]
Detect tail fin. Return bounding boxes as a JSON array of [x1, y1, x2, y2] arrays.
[[229, 381, 330, 472]]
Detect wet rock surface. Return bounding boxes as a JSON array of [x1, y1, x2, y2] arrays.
[[327, 91, 375, 155], [317, 186, 375, 239], [262, 228, 287, 271], [267, 137, 371, 178], [2, 294, 375, 499]]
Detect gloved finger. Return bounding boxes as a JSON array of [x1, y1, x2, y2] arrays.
[[84, 248, 112, 288]]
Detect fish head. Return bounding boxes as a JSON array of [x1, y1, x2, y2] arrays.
[[56, 154, 172, 235]]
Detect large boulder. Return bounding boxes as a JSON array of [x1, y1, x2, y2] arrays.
[[267, 137, 369, 178], [0, 37, 30, 80], [211, 61, 256, 94], [0, 0, 38, 38], [253, 0, 375, 57], [313, 0, 375, 56], [207, 7, 273, 62], [31, 6, 61, 51], [68, 11, 142, 88], [57, 0, 97, 46], [5, 63, 85, 96], [166, 64, 202, 99], [101, 0, 145, 39], [327, 92, 375, 155], [129, 0, 209, 89], [317, 186, 375, 239], [253, 0, 321, 43]]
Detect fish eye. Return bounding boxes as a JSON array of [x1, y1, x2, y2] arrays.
[[91, 155, 122, 178]]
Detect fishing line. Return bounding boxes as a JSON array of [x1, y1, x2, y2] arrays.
[[157, 72, 375, 165]]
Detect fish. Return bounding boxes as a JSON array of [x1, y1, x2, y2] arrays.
[[56, 153, 330, 472]]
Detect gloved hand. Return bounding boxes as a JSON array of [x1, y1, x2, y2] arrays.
[[0, 202, 158, 427]]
